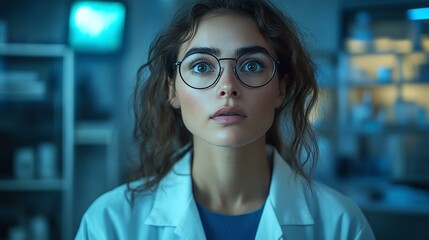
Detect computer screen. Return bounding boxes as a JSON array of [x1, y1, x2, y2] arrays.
[[68, 1, 126, 53]]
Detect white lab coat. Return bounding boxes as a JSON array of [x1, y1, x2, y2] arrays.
[[75, 147, 375, 240]]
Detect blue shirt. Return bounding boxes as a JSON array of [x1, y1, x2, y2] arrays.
[[196, 201, 264, 240]]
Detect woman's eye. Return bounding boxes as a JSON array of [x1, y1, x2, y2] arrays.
[[241, 61, 264, 73], [191, 62, 213, 73]]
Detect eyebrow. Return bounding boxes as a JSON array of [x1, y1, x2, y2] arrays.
[[183, 47, 220, 58], [182, 46, 270, 59], [236, 46, 269, 56]]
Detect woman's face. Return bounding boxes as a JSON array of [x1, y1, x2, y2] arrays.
[[170, 12, 285, 148]]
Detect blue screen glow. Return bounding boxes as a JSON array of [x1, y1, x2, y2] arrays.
[[407, 7, 429, 21], [69, 1, 126, 53]]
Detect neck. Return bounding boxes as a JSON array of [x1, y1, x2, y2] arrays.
[[191, 137, 271, 215]]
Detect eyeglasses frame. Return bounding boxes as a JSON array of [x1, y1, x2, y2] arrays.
[[174, 51, 281, 89]]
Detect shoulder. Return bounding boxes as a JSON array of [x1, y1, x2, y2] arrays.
[[270, 148, 374, 239], [272, 147, 366, 222], [75, 179, 158, 239], [311, 181, 360, 213], [309, 181, 375, 239], [78, 150, 193, 228], [87, 179, 156, 217]]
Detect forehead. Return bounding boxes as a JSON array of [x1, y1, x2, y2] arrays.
[[178, 12, 275, 59]]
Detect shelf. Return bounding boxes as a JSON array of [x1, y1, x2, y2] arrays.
[[0, 92, 46, 101], [74, 121, 115, 145], [403, 81, 429, 85], [347, 80, 397, 87], [0, 86, 46, 101], [346, 79, 429, 87], [0, 179, 64, 191], [0, 43, 68, 57], [351, 123, 429, 135], [347, 50, 429, 57]]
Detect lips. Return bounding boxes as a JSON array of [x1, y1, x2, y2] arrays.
[[210, 107, 247, 124]]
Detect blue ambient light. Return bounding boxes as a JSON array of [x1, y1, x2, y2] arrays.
[[69, 1, 126, 53], [407, 7, 429, 21]]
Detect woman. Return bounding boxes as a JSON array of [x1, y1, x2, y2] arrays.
[[76, 0, 375, 239]]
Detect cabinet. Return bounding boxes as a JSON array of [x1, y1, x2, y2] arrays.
[[336, 6, 429, 186], [0, 44, 74, 240]]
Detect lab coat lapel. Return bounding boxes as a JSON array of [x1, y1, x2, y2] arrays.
[[174, 198, 206, 240], [269, 149, 314, 225], [144, 151, 206, 239], [255, 200, 284, 240], [255, 148, 315, 239]]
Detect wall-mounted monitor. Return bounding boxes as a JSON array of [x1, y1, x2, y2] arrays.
[[68, 1, 126, 53]]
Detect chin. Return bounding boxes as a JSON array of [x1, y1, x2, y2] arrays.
[[203, 134, 266, 149]]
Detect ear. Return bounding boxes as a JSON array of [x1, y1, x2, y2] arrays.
[[275, 74, 287, 108], [168, 78, 180, 109]]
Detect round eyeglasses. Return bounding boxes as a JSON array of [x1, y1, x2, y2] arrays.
[[174, 51, 280, 89]]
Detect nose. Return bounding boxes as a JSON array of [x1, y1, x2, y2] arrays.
[[216, 64, 240, 98]]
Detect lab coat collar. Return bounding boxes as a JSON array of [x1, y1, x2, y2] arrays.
[[144, 147, 314, 239], [267, 147, 315, 226], [144, 151, 207, 239], [254, 147, 314, 240]]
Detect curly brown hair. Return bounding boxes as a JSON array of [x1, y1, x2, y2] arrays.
[[129, 0, 319, 194]]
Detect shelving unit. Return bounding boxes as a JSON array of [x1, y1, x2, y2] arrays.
[[340, 51, 429, 125], [335, 5, 429, 186], [0, 43, 74, 240]]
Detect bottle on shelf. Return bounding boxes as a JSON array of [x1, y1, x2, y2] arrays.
[[13, 147, 35, 180], [347, 11, 373, 53]]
